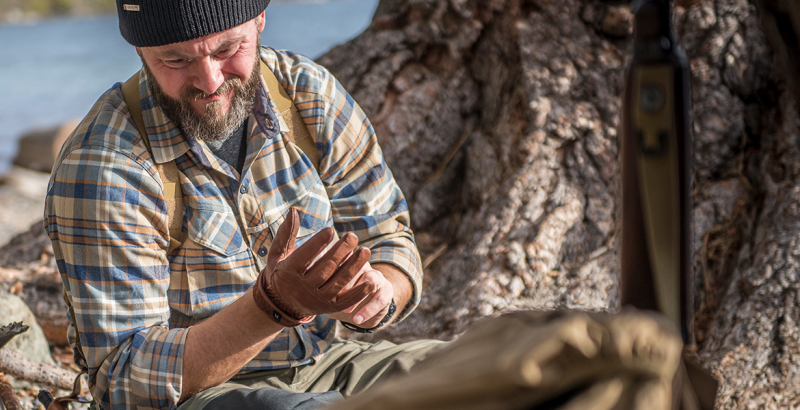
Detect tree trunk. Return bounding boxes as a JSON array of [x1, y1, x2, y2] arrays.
[[317, 0, 798, 408], [320, 0, 624, 341]]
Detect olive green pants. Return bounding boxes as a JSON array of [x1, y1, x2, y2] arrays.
[[178, 337, 446, 409]]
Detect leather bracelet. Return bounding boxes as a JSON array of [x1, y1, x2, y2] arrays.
[[340, 299, 396, 334]]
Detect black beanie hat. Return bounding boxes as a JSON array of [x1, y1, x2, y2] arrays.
[[117, 0, 272, 47]]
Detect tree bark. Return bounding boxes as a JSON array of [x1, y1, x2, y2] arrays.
[[320, 0, 625, 342], [317, 0, 799, 408], [320, 0, 624, 342]]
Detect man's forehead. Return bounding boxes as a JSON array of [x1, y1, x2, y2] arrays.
[[142, 22, 254, 58]]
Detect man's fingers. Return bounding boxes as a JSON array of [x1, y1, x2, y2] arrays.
[[267, 208, 300, 267], [304, 232, 359, 286], [331, 281, 374, 311], [278, 227, 335, 275], [348, 274, 394, 326], [319, 247, 371, 292]]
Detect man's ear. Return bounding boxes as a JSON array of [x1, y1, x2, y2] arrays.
[[135, 47, 142, 57], [256, 11, 266, 33]]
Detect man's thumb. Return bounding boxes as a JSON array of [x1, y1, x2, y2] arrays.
[[268, 208, 300, 266]]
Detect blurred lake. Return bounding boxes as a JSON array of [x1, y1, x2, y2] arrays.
[[0, 0, 379, 175]]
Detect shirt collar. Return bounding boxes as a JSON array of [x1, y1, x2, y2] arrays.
[[253, 73, 280, 138]]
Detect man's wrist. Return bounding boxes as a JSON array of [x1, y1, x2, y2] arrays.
[[252, 268, 315, 327], [341, 299, 396, 333], [372, 262, 414, 322]]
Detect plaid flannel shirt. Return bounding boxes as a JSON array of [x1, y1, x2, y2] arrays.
[[43, 47, 423, 410]]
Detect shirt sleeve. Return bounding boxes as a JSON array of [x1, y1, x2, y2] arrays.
[[267, 49, 424, 320], [44, 88, 187, 410]]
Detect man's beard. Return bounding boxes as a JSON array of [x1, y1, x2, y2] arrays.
[[144, 56, 260, 142]]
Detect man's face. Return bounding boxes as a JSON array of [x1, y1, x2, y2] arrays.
[[138, 13, 266, 141]]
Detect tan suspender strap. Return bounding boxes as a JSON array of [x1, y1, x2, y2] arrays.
[[52, 366, 91, 407], [121, 72, 145, 137], [121, 72, 184, 253], [260, 60, 293, 114], [259, 60, 321, 170]]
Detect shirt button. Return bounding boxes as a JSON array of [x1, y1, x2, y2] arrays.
[[258, 247, 268, 257], [240, 185, 248, 194]]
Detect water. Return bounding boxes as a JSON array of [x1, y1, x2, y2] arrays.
[[0, 0, 379, 175]]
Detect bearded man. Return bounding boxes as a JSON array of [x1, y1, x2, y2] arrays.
[[43, 1, 442, 409]]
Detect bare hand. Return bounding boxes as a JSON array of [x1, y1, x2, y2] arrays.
[[327, 261, 395, 329]]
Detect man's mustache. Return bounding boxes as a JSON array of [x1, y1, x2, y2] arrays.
[[182, 78, 240, 102]]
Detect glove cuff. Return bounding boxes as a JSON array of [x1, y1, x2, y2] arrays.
[[253, 269, 315, 327]]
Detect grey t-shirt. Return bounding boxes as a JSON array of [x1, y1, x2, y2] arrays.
[[206, 119, 249, 176]]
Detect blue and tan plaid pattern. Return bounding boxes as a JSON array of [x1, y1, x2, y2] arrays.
[[43, 47, 423, 410]]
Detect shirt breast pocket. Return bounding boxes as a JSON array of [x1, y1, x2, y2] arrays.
[[185, 207, 248, 256], [249, 176, 334, 264]]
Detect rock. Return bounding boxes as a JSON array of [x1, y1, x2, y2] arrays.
[[19, 270, 70, 347], [0, 167, 50, 248], [12, 120, 79, 173], [0, 220, 52, 271], [0, 294, 55, 366]]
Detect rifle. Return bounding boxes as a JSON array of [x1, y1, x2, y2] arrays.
[[619, 0, 694, 344]]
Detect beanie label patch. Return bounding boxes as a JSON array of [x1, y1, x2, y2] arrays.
[[123, 4, 140, 12]]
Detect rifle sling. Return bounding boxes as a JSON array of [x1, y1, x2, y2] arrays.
[[630, 64, 682, 330]]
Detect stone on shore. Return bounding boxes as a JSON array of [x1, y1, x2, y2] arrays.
[[0, 166, 50, 248], [12, 120, 78, 173], [0, 294, 55, 366]]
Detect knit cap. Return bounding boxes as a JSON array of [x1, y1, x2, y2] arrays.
[[117, 0, 271, 47]]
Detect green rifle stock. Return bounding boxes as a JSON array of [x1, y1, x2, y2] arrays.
[[620, 0, 694, 344]]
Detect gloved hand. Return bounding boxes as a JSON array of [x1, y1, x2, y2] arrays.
[[252, 208, 373, 327]]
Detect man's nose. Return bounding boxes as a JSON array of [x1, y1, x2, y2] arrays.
[[192, 57, 225, 95]]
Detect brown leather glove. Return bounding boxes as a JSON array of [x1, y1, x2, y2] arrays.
[[253, 209, 373, 327]]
